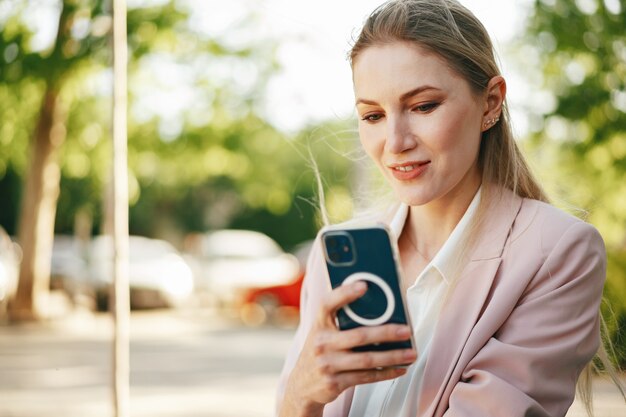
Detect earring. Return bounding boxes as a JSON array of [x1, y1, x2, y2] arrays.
[[483, 115, 500, 129]]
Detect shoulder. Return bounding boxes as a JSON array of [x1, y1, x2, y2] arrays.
[[510, 198, 605, 258], [499, 197, 607, 300]]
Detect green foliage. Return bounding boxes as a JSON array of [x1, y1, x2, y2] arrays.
[[0, 77, 45, 236], [0, 79, 45, 170], [0, 0, 111, 86], [0, 0, 355, 253], [126, 115, 358, 250], [524, 0, 626, 366], [0, 164, 21, 235], [604, 250, 626, 365]]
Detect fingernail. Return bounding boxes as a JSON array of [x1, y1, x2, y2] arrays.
[[353, 282, 367, 293], [404, 349, 417, 360], [397, 326, 411, 337]]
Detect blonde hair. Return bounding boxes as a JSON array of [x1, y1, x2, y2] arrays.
[[350, 0, 546, 204], [347, 0, 624, 414]]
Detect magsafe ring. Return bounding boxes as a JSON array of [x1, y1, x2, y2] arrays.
[[342, 272, 395, 326]]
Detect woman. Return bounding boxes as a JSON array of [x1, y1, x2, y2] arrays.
[[276, 1, 609, 416]]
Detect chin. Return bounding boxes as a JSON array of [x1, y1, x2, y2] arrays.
[[392, 186, 434, 207]]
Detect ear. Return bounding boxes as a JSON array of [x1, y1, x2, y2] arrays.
[[481, 75, 506, 132]]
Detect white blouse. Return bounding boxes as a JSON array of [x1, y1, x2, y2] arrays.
[[348, 189, 481, 417]]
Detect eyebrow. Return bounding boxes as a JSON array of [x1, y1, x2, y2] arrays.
[[355, 85, 440, 106]]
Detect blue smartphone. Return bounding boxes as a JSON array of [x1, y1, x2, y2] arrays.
[[321, 225, 414, 352]]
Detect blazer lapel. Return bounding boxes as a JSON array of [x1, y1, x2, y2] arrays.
[[417, 188, 523, 417]]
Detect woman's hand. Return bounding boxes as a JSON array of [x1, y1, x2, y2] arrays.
[[279, 281, 417, 417]]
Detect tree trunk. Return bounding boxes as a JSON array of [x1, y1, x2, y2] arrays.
[[8, 86, 66, 321]]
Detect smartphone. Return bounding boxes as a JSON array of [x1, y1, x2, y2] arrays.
[[321, 224, 414, 352]]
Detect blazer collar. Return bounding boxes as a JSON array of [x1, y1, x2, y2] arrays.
[[417, 186, 524, 417], [324, 187, 525, 417], [388, 189, 483, 285], [468, 186, 523, 261], [381, 186, 522, 261]]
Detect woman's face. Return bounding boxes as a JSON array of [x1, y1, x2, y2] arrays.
[[352, 42, 487, 208]]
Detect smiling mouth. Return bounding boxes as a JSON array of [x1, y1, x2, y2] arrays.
[[390, 161, 430, 171], [388, 161, 430, 180]]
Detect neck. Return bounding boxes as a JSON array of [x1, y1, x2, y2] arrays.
[[405, 180, 480, 259]]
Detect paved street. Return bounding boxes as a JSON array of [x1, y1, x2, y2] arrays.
[[0, 309, 624, 417], [0, 309, 294, 417]]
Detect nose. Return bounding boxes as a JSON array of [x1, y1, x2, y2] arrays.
[[385, 114, 416, 154]]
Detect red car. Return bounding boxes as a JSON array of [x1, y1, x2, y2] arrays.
[[240, 240, 312, 326]]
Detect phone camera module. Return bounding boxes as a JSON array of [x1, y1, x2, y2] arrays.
[[324, 233, 356, 266], [329, 251, 341, 263]]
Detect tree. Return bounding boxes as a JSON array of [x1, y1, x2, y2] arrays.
[[0, 0, 360, 322], [523, 0, 626, 364], [1, 0, 111, 320], [0, 0, 197, 320]]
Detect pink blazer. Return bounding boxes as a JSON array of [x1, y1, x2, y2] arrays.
[[276, 188, 606, 417]]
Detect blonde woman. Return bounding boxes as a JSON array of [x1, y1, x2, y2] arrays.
[[276, 1, 617, 416]]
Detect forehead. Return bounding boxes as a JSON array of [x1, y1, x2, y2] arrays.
[[352, 41, 468, 100]]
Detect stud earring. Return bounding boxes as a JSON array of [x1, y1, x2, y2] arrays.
[[483, 115, 500, 129]]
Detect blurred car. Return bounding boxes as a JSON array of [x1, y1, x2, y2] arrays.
[[0, 227, 21, 311], [240, 240, 313, 324], [89, 235, 194, 310], [50, 235, 89, 297], [186, 230, 300, 309]]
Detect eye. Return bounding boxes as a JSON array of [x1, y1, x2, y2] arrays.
[[412, 102, 439, 113], [361, 113, 384, 123]]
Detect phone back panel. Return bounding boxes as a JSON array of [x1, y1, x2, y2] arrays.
[[322, 226, 412, 351]]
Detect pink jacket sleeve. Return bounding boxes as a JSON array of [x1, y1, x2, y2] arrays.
[[444, 221, 606, 417], [275, 237, 354, 417], [275, 237, 324, 412]]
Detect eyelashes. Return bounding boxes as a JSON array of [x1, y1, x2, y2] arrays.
[[361, 113, 383, 122], [360, 102, 441, 123], [412, 102, 439, 112]]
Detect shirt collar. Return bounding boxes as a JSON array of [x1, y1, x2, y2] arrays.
[[388, 188, 482, 284]]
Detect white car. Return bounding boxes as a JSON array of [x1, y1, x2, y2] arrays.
[[89, 235, 194, 309], [0, 227, 20, 311], [50, 235, 89, 295], [187, 230, 300, 308]]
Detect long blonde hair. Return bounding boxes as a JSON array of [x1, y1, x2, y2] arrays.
[[347, 0, 624, 414], [349, 0, 546, 204]]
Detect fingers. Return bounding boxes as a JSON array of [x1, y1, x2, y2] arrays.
[[320, 348, 417, 374], [345, 367, 409, 386], [333, 324, 413, 350], [320, 367, 409, 396], [318, 281, 367, 325], [312, 323, 413, 356], [311, 324, 417, 374]]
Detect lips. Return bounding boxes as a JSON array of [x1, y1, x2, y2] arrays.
[[388, 161, 430, 180]]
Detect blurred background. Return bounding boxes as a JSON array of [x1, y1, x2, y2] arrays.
[[0, 0, 624, 416]]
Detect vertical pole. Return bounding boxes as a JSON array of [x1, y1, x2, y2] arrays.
[[111, 0, 129, 416]]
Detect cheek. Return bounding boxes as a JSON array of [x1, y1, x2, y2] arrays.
[[415, 121, 458, 157], [358, 125, 384, 161], [429, 110, 481, 156]]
